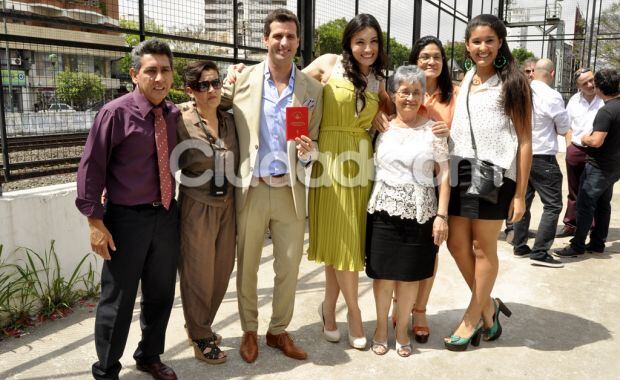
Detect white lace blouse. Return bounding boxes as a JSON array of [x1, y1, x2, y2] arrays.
[[367, 120, 449, 223], [450, 69, 518, 181]]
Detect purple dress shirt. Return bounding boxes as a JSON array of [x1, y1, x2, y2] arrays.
[[76, 88, 179, 219]]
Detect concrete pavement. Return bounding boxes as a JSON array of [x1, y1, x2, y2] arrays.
[[1, 156, 619, 379]]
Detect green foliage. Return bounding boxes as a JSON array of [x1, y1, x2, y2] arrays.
[[0, 245, 38, 323], [0, 241, 100, 331], [596, 2, 620, 68], [314, 18, 348, 56], [18, 242, 89, 317], [313, 18, 410, 70], [387, 36, 410, 69], [167, 88, 190, 104], [445, 41, 468, 71], [55, 71, 104, 111], [511, 48, 536, 65], [118, 18, 165, 74]]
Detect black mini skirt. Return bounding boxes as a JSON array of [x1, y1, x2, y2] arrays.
[[448, 158, 517, 220]]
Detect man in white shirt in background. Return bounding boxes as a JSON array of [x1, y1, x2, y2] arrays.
[[557, 68, 604, 237], [513, 58, 570, 268]]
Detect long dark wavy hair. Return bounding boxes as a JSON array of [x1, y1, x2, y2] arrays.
[[409, 36, 454, 103], [341, 14, 387, 112], [464, 14, 532, 135]]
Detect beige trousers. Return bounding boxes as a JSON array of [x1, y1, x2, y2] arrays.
[[236, 182, 305, 334], [178, 194, 236, 340]]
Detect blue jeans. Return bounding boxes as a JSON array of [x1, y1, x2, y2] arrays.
[[570, 163, 620, 252], [513, 155, 563, 259]]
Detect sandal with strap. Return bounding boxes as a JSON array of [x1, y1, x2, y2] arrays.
[[192, 337, 227, 364], [412, 308, 430, 344], [395, 340, 412, 357], [184, 325, 222, 346], [371, 339, 389, 355]]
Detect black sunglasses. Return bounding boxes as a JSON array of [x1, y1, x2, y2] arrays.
[[192, 79, 223, 91]]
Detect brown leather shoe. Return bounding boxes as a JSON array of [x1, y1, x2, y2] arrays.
[[266, 331, 307, 360], [239, 331, 259, 363], [136, 361, 177, 380]]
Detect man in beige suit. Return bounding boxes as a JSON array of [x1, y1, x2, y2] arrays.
[[220, 8, 323, 363]]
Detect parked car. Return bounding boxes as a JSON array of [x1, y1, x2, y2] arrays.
[[48, 103, 76, 112]]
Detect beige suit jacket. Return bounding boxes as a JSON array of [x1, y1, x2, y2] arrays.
[[221, 61, 323, 219]]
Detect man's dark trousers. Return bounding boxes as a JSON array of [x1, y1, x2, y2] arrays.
[[563, 143, 588, 228], [92, 201, 179, 380], [570, 164, 620, 252], [513, 155, 563, 259]]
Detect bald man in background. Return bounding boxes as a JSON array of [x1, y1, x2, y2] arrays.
[[512, 58, 570, 268]]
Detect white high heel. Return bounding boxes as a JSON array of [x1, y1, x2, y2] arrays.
[[346, 314, 367, 350], [348, 333, 367, 350], [318, 302, 340, 342]]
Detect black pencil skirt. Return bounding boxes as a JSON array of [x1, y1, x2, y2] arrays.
[[365, 211, 438, 282]]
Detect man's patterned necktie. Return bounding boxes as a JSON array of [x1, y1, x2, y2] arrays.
[[152, 107, 172, 209]]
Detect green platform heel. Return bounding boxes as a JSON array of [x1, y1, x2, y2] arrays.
[[484, 298, 512, 341], [444, 322, 483, 351]]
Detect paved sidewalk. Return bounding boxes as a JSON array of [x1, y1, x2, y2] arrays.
[[2, 158, 620, 379]]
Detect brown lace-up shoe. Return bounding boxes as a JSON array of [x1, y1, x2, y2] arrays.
[[239, 331, 258, 363], [266, 331, 307, 360]]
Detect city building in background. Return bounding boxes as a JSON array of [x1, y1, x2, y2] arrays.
[[1, 0, 123, 113]]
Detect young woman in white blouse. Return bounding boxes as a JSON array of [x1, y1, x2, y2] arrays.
[[366, 65, 450, 357], [444, 14, 532, 351]]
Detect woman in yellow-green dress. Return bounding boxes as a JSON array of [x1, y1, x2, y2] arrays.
[[302, 13, 392, 350]]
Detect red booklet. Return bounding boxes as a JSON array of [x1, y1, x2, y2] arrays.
[[286, 106, 309, 140]]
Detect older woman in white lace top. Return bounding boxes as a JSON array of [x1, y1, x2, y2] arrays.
[[365, 65, 450, 357]]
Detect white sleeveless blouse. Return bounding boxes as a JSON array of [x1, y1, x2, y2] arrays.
[[450, 69, 518, 181]]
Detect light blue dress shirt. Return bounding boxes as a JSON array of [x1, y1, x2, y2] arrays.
[[255, 63, 296, 177]]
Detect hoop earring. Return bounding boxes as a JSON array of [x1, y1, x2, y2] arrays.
[[493, 54, 508, 69], [463, 58, 474, 72]]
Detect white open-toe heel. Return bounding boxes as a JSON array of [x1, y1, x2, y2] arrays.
[[395, 340, 412, 357], [318, 302, 340, 342]]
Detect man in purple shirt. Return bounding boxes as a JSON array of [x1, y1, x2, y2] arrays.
[[76, 39, 180, 380]]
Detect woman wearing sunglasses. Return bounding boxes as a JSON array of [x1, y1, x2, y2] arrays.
[[176, 60, 239, 364]]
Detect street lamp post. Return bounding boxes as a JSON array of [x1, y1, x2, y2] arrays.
[[48, 53, 57, 107]]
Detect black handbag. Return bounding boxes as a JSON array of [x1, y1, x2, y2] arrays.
[[195, 109, 229, 197], [464, 79, 505, 204]]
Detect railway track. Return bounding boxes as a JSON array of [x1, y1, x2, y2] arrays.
[[0, 132, 88, 152], [1, 133, 88, 182]]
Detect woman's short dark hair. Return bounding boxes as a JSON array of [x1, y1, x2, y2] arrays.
[[131, 38, 173, 71], [183, 60, 220, 89], [409, 36, 454, 103], [341, 13, 387, 113], [465, 14, 532, 136], [263, 8, 300, 38], [594, 69, 620, 96]]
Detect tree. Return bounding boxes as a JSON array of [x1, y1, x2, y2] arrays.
[[313, 18, 348, 57], [118, 18, 164, 74], [55, 71, 104, 110], [444, 41, 467, 70], [511, 48, 536, 65], [386, 36, 409, 70], [595, 2, 620, 68], [313, 18, 410, 71]]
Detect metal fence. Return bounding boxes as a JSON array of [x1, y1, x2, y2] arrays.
[[0, 0, 615, 189]]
